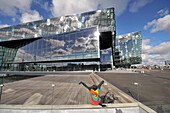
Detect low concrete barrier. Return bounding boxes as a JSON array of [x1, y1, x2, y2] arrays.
[[0, 103, 155, 113], [0, 71, 91, 75]]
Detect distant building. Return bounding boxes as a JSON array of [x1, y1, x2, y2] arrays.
[[115, 32, 142, 67], [165, 60, 170, 65], [0, 7, 142, 71]]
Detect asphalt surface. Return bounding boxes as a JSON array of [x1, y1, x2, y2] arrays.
[[96, 69, 170, 113]]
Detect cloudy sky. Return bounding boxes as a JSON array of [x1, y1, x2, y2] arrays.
[[0, 0, 169, 65]]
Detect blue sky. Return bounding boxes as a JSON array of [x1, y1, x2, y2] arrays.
[[0, 0, 169, 65]]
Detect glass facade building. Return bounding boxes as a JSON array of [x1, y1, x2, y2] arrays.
[[115, 32, 142, 67], [0, 7, 141, 71]]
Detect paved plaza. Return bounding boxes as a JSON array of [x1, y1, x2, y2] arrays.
[[97, 69, 170, 113], [1, 74, 93, 105]]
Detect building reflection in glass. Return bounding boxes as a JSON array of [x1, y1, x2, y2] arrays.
[[115, 31, 142, 67]]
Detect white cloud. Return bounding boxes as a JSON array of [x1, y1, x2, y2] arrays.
[[142, 54, 170, 65], [51, 0, 130, 17], [44, 39, 65, 49], [142, 39, 170, 54], [89, 38, 98, 46], [0, 0, 32, 16], [33, 0, 51, 12], [15, 49, 33, 62], [0, 0, 44, 24], [71, 45, 86, 52], [0, 24, 9, 28], [86, 37, 98, 51], [129, 0, 152, 13], [15, 49, 46, 62], [143, 20, 156, 30], [142, 10, 170, 65], [86, 44, 96, 51], [20, 10, 43, 23], [46, 49, 70, 57], [76, 37, 89, 45], [142, 39, 151, 53], [157, 9, 169, 17], [16, 49, 32, 58], [144, 15, 170, 33], [142, 39, 170, 65], [12, 18, 16, 22], [54, 49, 70, 55]]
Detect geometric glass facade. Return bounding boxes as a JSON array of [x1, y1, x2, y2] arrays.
[[0, 46, 18, 70], [14, 27, 100, 63], [0, 8, 115, 42], [0, 7, 142, 71], [115, 31, 142, 67]]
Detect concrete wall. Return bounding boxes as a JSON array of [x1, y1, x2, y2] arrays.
[[0, 106, 145, 113], [0, 103, 156, 113]]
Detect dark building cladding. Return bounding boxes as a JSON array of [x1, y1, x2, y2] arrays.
[[0, 7, 142, 71]]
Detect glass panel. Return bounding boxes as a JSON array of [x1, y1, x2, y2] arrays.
[[0, 8, 115, 42], [115, 31, 142, 67], [13, 27, 99, 65]]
